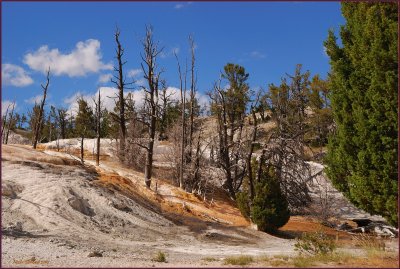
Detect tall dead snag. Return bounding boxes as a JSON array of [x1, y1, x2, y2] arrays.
[[4, 101, 16, 144], [261, 66, 312, 212], [174, 51, 186, 189], [80, 132, 85, 164], [94, 89, 102, 166], [111, 28, 132, 161], [1, 103, 11, 141], [188, 35, 197, 162], [140, 25, 163, 188], [246, 91, 261, 200], [158, 79, 173, 140], [33, 68, 50, 149]]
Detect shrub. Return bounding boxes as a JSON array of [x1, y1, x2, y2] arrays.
[[202, 257, 218, 262], [352, 234, 385, 251], [224, 255, 253, 266], [294, 231, 336, 255], [250, 165, 290, 232], [236, 191, 250, 219], [152, 251, 167, 262]]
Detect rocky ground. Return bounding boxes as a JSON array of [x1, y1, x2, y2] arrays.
[[1, 142, 398, 267]]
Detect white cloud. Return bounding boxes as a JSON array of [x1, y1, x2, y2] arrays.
[[98, 73, 113, 84], [172, 47, 180, 55], [174, 2, 192, 9], [2, 64, 34, 87], [64, 86, 210, 116], [2, 100, 17, 116], [128, 69, 142, 78], [25, 94, 44, 104], [64, 87, 125, 116], [135, 78, 147, 87], [160, 47, 180, 58], [323, 46, 328, 57], [23, 39, 112, 77], [250, 51, 266, 59]]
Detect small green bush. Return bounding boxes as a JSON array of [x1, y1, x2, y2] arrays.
[[294, 231, 336, 255], [152, 251, 167, 262], [251, 165, 290, 232], [236, 191, 250, 219], [224, 255, 253, 266]]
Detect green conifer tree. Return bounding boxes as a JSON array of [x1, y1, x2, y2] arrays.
[[251, 162, 290, 233], [324, 2, 398, 226]]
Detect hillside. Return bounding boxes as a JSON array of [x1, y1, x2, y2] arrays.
[[2, 141, 398, 267], [2, 144, 293, 267]]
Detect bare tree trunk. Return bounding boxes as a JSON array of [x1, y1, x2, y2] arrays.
[[33, 68, 50, 149], [80, 135, 84, 164], [5, 101, 15, 145], [111, 28, 131, 161], [141, 25, 162, 188], [174, 52, 186, 189], [188, 35, 196, 162], [218, 89, 236, 199], [1, 103, 11, 142], [96, 89, 101, 166], [247, 107, 258, 200], [56, 134, 60, 152], [48, 114, 52, 142]]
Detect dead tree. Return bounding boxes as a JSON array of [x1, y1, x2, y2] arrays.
[[188, 35, 197, 162], [33, 68, 50, 149], [4, 101, 16, 144], [94, 89, 102, 166], [1, 103, 11, 141], [47, 114, 52, 142], [80, 127, 86, 164], [111, 28, 133, 161], [258, 72, 312, 212], [246, 91, 262, 200], [210, 79, 236, 198], [158, 80, 173, 140], [209, 64, 250, 199], [140, 25, 163, 188], [174, 51, 186, 189]]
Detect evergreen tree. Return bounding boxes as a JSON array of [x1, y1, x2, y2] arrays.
[[251, 161, 290, 233], [21, 114, 27, 129], [308, 75, 333, 147], [75, 98, 96, 139], [57, 108, 68, 139], [324, 2, 398, 226]]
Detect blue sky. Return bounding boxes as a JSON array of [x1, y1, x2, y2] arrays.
[[2, 1, 345, 116]]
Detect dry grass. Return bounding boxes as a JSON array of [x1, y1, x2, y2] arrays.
[[202, 257, 218, 262], [224, 255, 254, 266], [352, 233, 386, 251], [258, 251, 398, 268], [292, 252, 353, 267], [152, 251, 167, 262]]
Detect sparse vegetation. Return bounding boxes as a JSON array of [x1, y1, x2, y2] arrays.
[[292, 252, 353, 268], [224, 255, 254, 266], [294, 231, 336, 255], [202, 257, 218, 262], [353, 233, 386, 251], [152, 251, 167, 263]]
